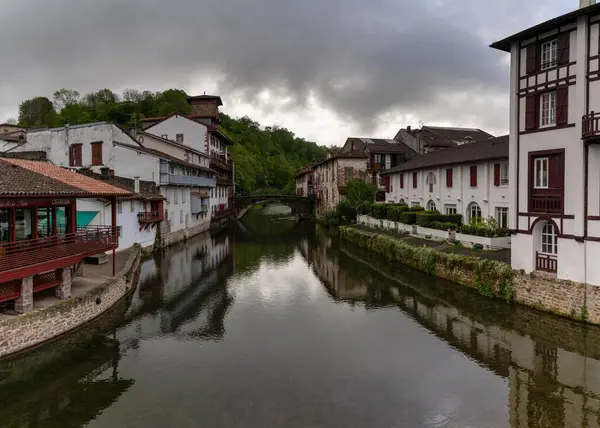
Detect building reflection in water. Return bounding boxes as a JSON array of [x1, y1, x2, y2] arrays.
[[0, 229, 235, 428], [300, 225, 600, 428]]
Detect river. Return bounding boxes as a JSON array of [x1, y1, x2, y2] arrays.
[[2, 204, 600, 427]]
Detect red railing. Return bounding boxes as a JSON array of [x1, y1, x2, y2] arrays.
[[138, 211, 162, 223], [536, 252, 557, 273], [583, 112, 600, 138], [0, 226, 118, 283], [530, 193, 562, 213]]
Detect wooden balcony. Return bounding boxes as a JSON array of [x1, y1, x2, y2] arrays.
[[210, 153, 233, 171], [583, 112, 600, 141], [530, 191, 563, 213], [536, 252, 557, 273], [212, 209, 231, 220], [0, 226, 118, 284], [138, 211, 162, 223]]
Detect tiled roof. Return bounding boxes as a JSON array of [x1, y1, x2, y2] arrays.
[[187, 95, 223, 106], [76, 169, 163, 201], [418, 126, 494, 148], [137, 131, 210, 158], [0, 159, 133, 197], [312, 151, 367, 168], [1, 151, 47, 161], [381, 135, 508, 174]]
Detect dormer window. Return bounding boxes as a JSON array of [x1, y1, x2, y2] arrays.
[[541, 39, 558, 70]]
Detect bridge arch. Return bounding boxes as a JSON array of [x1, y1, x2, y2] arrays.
[[232, 195, 315, 220]]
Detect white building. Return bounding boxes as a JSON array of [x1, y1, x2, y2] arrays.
[[382, 136, 510, 227], [491, 0, 600, 282]]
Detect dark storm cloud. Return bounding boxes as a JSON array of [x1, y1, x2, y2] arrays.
[[0, 0, 569, 134]]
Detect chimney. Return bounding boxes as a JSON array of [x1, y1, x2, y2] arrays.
[[581, 0, 596, 7], [100, 167, 110, 180], [134, 176, 140, 193], [407, 125, 411, 132]]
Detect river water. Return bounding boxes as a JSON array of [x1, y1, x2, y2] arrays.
[[3, 205, 600, 427]]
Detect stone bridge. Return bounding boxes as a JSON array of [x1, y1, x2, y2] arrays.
[[232, 195, 315, 220]]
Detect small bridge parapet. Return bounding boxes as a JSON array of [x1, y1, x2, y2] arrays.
[[232, 195, 315, 220]]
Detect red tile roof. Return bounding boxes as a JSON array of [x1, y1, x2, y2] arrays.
[[0, 159, 133, 197]]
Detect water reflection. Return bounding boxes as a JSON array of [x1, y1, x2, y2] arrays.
[[301, 225, 600, 428]]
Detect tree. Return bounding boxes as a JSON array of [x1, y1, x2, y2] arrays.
[[344, 179, 377, 213], [53, 88, 80, 111], [5, 118, 17, 124], [18, 97, 57, 127]]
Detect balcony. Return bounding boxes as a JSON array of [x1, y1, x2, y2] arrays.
[[160, 174, 216, 187], [210, 153, 233, 171], [212, 209, 231, 220], [583, 112, 600, 140], [216, 175, 232, 186], [536, 252, 557, 273], [368, 162, 388, 170], [530, 191, 563, 213], [138, 211, 162, 223], [0, 226, 118, 284]]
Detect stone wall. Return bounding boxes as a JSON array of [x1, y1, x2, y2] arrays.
[[155, 219, 211, 249], [0, 246, 141, 359]]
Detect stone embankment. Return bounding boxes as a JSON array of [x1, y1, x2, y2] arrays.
[[0, 245, 142, 359], [340, 225, 600, 325]]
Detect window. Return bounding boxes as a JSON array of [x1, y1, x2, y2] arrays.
[[426, 200, 436, 211], [174, 188, 178, 204], [534, 157, 549, 188], [426, 172, 436, 193], [182, 189, 186, 203], [176, 133, 184, 143], [540, 92, 556, 127], [180, 210, 183, 224], [91, 141, 103, 166], [541, 222, 557, 254], [345, 167, 353, 181], [412, 172, 418, 188], [400, 174, 404, 189], [69, 144, 82, 167], [470, 166, 478, 187], [161, 134, 168, 139], [384, 176, 391, 193], [496, 207, 508, 229], [130, 201, 135, 213], [445, 205, 457, 215], [117, 202, 122, 214], [411, 202, 420, 208], [494, 163, 509, 187], [468, 203, 482, 224], [541, 39, 557, 70], [446, 168, 453, 188]]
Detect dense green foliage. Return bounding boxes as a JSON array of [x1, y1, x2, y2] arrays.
[[340, 226, 514, 302], [16, 88, 329, 194], [322, 179, 378, 228]]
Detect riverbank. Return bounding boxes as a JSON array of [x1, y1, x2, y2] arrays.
[[340, 225, 600, 325], [0, 245, 142, 359]]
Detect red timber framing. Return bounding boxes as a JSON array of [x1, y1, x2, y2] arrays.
[[528, 149, 565, 215], [0, 197, 119, 285], [137, 200, 164, 231]]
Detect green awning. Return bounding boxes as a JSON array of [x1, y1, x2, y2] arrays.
[[77, 211, 99, 227]]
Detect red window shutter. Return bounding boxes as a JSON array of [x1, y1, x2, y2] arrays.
[[384, 176, 390, 193], [557, 33, 570, 65], [412, 172, 417, 188], [556, 87, 569, 126], [446, 168, 453, 187], [526, 43, 538, 74], [400, 174, 404, 189], [494, 163, 500, 186], [470, 166, 477, 187], [548, 153, 564, 189], [77, 145, 82, 166], [525, 94, 539, 131]]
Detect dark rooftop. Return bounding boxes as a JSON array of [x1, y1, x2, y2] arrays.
[[381, 135, 508, 174], [490, 3, 600, 52], [186, 95, 223, 106], [312, 151, 368, 168]]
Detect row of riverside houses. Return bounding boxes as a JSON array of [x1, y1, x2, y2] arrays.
[[0, 94, 235, 251], [298, 0, 600, 287]]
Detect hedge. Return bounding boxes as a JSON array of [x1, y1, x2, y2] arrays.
[[459, 224, 511, 237], [415, 211, 463, 228], [339, 226, 514, 302]]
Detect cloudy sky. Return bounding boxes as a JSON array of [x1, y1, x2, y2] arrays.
[[0, 0, 574, 146]]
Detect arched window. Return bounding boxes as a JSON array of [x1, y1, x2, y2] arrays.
[[399, 199, 405, 205], [541, 222, 558, 254], [468, 202, 482, 224], [426, 200, 437, 211], [426, 172, 436, 193]]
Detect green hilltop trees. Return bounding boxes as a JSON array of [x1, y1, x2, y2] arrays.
[[16, 88, 329, 194]]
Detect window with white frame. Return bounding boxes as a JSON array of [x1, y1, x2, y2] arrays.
[[541, 39, 558, 70], [117, 202, 122, 214], [541, 222, 557, 254], [445, 205, 457, 215], [426, 200, 436, 211], [426, 172, 436, 194], [411, 202, 420, 208], [468, 203, 482, 224], [496, 207, 508, 228], [540, 92, 556, 127], [534, 157, 549, 189], [174, 188, 178, 204], [500, 162, 509, 185], [130, 201, 135, 213]]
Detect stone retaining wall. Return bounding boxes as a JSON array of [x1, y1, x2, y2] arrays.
[[0, 245, 142, 359], [157, 219, 211, 249]]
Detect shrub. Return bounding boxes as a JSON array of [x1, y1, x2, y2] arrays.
[[371, 203, 388, 219], [430, 221, 458, 231], [409, 206, 425, 212], [416, 211, 463, 228], [339, 226, 514, 302], [387, 205, 409, 221], [400, 212, 418, 224]]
